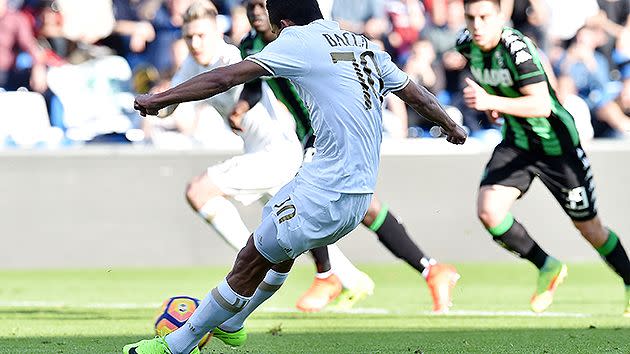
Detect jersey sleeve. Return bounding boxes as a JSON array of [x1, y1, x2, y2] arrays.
[[454, 29, 472, 59], [501, 29, 546, 87], [245, 28, 311, 79], [377, 50, 410, 94]]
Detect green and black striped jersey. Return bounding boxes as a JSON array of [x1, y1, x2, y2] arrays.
[[455, 27, 580, 156], [239, 31, 313, 143]]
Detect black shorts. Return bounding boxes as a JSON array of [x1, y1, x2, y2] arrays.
[[480, 142, 597, 221]]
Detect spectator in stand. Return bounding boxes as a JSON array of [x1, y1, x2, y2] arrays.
[[597, 0, 629, 30], [423, 0, 447, 27], [501, 0, 549, 48], [0, 0, 46, 92], [617, 16, 630, 113], [403, 40, 449, 134], [557, 25, 630, 137], [103, 0, 157, 72], [424, 0, 491, 136], [227, 3, 250, 45], [331, 0, 388, 40], [56, 0, 114, 45], [583, 1, 628, 67], [544, 0, 601, 46], [405, 40, 445, 97], [142, 0, 193, 77], [383, 0, 425, 64], [34, 0, 69, 61]]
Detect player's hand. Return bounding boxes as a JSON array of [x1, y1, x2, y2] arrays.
[[434, 124, 467, 145], [134, 94, 163, 117], [228, 100, 250, 133], [464, 77, 493, 111], [445, 124, 467, 145], [485, 110, 501, 124]]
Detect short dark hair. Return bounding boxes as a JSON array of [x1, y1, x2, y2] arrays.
[[463, 0, 500, 6], [266, 0, 323, 28]]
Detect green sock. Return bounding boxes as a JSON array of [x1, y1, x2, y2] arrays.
[[597, 230, 630, 286]]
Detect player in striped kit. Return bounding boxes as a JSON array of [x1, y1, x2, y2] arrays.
[[458, 0, 630, 315]]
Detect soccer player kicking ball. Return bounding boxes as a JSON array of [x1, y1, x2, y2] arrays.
[[234, 0, 460, 315], [457, 0, 630, 315], [126, 0, 466, 353]]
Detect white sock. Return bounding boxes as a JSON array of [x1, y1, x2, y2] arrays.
[[219, 269, 289, 332], [166, 280, 250, 354], [199, 196, 250, 250], [327, 244, 364, 289], [315, 270, 334, 279], [421, 258, 437, 279]]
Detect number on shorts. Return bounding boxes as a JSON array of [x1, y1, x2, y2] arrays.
[[330, 51, 384, 110], [274, 197, 296, 224]]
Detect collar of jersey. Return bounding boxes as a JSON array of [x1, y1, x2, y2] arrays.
[[311, 19, 340, 30]]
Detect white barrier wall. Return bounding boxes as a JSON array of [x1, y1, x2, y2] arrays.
[[1, 140, 629, 268]]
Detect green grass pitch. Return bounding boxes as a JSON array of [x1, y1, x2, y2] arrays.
[[1, 263, 628, 353]]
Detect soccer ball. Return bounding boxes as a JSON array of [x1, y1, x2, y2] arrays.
[[154, 296, 212, 348]]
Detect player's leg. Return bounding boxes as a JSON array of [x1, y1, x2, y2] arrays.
[[124, 204, 299, 354], [362, 196, 459, 312], [123, 235, 278, 354], [217, 259, 294, 344], [542, 147, 630, 316], [363, 197, 434, 274], [186, 172, 250, 250], [477, 184, 550, 267], [478, 184, 566, 313], [573, 217, 630, 316], [478, 145, 565, 313], [164, 235, 275, 354], [187, 145, 301, 251]]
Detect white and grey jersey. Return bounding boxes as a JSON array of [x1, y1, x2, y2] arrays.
[[247, 20, 409, 193]]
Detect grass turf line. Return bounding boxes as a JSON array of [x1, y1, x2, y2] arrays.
[[0, 263, 628, 353]]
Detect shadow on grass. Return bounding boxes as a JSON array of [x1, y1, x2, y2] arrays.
[[0, 327, 628, 354]]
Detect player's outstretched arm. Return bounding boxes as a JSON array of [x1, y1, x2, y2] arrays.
[[134, 60, 269, 117], [463, 78, 552, 118], [394, 82, 467, 145]]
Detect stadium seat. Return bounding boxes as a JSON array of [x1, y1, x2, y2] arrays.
[[0, 90, 63, 147]]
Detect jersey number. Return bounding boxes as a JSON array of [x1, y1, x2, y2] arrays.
[[274, 197, 296, 224], [330, 51, 384, 110]]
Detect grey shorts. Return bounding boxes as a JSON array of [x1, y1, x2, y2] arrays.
[[253, 177, 371, 263]]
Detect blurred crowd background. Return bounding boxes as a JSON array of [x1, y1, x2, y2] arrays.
[[1, 0, 629, 148]]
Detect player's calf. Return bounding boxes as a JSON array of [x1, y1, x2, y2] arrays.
[[227, 237, 276, 296]]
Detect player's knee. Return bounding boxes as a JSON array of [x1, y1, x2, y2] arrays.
[[185, 181, 203, 210], [477, 205, 502, 229], [361, 197, 381, 225], [185, 174, 218, 211], [573, 217, 607, 245], [272, 259, 294, 273]]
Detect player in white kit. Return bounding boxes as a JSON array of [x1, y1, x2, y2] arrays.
[[126, 1, 466, 352], [158, 0, 303, 252]]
